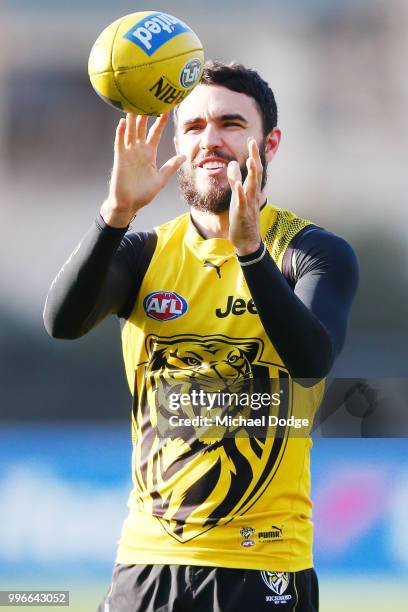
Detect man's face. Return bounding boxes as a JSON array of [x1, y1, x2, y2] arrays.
[[174, 84, 267, 213]]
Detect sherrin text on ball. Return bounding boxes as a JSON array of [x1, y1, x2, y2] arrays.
[[88, 11, 204, 115]]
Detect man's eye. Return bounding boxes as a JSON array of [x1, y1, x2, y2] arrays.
[[185, 126, 200, 133], [224, 122, 241, 128]]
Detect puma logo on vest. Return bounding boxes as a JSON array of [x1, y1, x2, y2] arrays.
[[203, 259, 228, 279]]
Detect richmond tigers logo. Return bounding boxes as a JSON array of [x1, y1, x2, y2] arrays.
[[131, 334, 292, 543], [261, 571, 290, 595]]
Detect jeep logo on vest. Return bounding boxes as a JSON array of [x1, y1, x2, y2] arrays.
[[215, 295, 258, 318], [144, 291, 188, 321]]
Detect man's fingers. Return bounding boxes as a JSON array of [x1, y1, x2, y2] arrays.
[[245, 156, 258, 202], [227, 160, 242, 186], [227, 161, 246, 210], [234, 180, 246, 208], [146, 112, 170, 146], [135, 115, 148, 142], [248, 138, 263, 188], [243, 138, 263, 202], [114, 118, 126, 154], [159, 154, 186, 183], [125, 113, 137, 148]]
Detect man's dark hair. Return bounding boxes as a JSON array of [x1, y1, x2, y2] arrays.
[[179, 60, 278, 135]]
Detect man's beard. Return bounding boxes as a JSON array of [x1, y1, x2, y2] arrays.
[[177, 144, 267, 214]]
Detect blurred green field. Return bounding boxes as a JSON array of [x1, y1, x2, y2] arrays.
[[1, 578, 408, 611], [320, 578, 408, 612]]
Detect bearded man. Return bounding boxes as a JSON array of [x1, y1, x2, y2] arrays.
[[44, 61, 358, 612]]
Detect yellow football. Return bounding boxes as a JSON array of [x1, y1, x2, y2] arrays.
[[88, 11, 204, 115]]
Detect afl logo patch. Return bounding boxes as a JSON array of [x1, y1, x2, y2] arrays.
[[143, 291, 188, 321], [180, 58, 202, 89]]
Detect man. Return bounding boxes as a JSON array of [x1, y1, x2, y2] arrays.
[[44, 61, 358, 611]]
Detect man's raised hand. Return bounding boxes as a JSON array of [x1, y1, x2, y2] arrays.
[[227, 138, 263, 256], [101, 113, 186, 228]]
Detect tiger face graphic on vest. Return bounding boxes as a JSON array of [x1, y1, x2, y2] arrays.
[[131, 334, 291, 542]]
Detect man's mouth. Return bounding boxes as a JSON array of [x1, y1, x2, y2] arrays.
[[197, 156, 230, 176]]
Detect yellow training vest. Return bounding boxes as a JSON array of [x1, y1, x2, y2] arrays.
[[117, 203, 324, 572]]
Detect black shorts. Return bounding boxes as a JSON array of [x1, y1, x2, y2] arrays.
[[97, 563, 319, 611]]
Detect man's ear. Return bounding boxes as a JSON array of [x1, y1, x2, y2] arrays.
[[264, 128, 281, 163]]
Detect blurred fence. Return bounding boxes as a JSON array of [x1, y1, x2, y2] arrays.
[[1, 427, 407, 576]]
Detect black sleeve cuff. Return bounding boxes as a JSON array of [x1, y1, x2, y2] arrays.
[[96, 213, 130, 235], [237, 241, 265, 264]]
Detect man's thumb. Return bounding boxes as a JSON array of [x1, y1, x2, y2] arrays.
[[159, 155, 186, 183]]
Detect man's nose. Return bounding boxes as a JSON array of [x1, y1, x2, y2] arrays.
[[199, 124, 223, 150]]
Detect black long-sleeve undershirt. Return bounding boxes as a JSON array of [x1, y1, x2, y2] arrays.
[[237, 231, 358, 377], [43, 215, 359, 379]]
